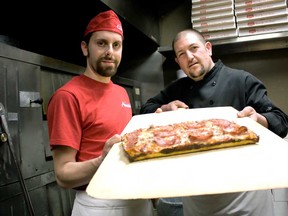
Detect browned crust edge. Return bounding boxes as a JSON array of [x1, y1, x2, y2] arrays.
[[122, 137, 259, 162]]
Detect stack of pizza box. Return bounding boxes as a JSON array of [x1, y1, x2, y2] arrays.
[[235, 0, 288, 37], [191, 0, 239, 41]]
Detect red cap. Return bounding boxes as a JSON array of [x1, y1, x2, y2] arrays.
[[84, 10, 123, 38]]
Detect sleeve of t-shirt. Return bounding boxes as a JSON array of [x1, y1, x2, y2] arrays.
[[47, 90, 82, 150]]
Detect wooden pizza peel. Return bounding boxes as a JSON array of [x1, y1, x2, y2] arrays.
[[86, 106, 288, 199]]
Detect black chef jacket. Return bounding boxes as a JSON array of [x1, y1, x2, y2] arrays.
[[140, 60, 288, 138]]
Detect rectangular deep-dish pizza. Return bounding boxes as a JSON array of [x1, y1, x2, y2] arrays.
[[121, 118, 259, 162]]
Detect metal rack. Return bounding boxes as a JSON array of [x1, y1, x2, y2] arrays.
[[158, 32, 288, 58]]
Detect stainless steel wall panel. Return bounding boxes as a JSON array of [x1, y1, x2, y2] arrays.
[[0, 194, 28, 216], [0, 58, 21, 186], [40, 67, 76, 116], [19, 106, 49, 177], [0, 61, 6, 107], [0, 42, 76, 216]]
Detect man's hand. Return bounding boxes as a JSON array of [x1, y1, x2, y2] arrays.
[[156, 100, 188, 113], [100, 134, 122, 160], [237, 106, 268, 128], [237, 106, 258, 121]]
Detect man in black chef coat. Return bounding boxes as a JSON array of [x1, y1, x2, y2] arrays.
[[140, 28, 288, 216]]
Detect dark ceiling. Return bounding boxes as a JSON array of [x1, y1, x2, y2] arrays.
[[1, 1, 167, 67]]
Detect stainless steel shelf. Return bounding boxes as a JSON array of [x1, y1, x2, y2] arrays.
[[158, 32, 288, 58], [212, 32, 288, 45]]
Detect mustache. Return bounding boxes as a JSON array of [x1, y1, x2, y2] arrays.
[[98, 56, 119, 67], [188, 59, 197, 67], [101, 55, 115, 61]]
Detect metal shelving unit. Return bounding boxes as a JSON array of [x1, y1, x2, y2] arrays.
[[158, 32, 288, 58]]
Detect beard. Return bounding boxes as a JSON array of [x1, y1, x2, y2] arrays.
[[189, 65, 206, 81], [94, 57, 119, 77], [86, 47, 121, 77]]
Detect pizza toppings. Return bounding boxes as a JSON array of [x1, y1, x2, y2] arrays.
[[121, 118, 259, 162]]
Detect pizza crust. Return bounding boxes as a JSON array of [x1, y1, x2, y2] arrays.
[[121, 119, 259, 162]]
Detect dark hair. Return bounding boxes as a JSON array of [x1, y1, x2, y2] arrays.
[[83, 32, 93, 45], [172, 29, 206, 56]]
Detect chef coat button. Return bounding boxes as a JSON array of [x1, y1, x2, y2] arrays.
[[212, 81, 216, 86], [209, 100, 214, 105]]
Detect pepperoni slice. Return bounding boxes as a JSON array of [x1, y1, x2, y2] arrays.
[[123, 129, 141, 148], [182, 121, 205, 129], [154, 135, 180, 146], [188, 129, 213, 142], [207, 119, 248, 135], [233, 126, 248, 135], [152, 126, 180, 146]]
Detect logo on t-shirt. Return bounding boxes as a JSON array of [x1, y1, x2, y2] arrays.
[[122, 102, 131, 108]]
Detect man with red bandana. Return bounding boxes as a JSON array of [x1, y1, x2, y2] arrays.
[[47, 10, 154, 216]]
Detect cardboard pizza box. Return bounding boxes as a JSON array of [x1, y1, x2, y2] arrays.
[[202, 28, 239, 41], [236, 8, 288, 22], [235, 0, 285, 9], [237, 15, 288, 28], [191, 8, 234, 22], [238, 22, 288, 37], [195, 22, 237, 33], [193, 16, 236, 28], [192, 0, 233, 10], [235, 1, 287, 15], [192, 4, 233, 16], [86, 106, 288, 199]]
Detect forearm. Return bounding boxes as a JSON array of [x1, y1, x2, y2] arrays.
[[262, 111, 288, 138], [55, 156, 103, 189], [140, 102, 161, 114], [256, 113, 268, 128], [140, 95, 172, 114]]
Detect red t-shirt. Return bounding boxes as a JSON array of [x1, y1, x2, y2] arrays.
[[47, 74, 132, 162]]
